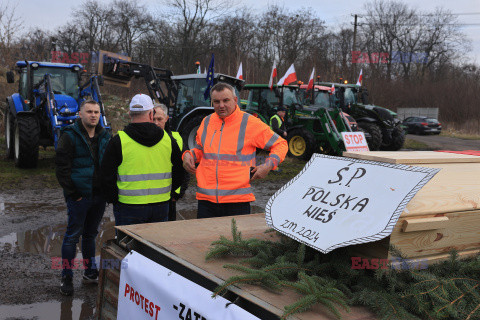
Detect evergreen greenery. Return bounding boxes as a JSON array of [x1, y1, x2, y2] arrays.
[[206, 219, 480, 319]]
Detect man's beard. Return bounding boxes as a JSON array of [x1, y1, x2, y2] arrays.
[[84, 121, 97, 129]]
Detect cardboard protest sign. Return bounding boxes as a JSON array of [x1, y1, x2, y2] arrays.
[[118, 251, 259, 320], [265, 154, 439, 254]]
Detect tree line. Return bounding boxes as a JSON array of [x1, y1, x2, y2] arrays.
[[1, 0, 479, 132]]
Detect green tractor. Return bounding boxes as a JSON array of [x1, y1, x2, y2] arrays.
[[241, 84, 353, 160], [319, 82, 405, 151]]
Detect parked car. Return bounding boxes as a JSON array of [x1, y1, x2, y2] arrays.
[[402, 116, 442, 135]]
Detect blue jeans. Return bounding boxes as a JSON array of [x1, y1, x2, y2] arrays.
[[61, 195, 106, 278], [197, 200, 250, 219], [113, 202, 169, 227]]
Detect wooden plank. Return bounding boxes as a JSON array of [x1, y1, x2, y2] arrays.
[[343, 151, 480, 164], [402, 217, 449, 232], [390, 248, 480, 266], [117, 214, 376, 320], [389, 210, 480, 259], [402, 163, 480, 217]]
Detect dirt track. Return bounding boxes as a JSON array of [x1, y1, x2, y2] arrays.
[[0, 136, 478, 319]]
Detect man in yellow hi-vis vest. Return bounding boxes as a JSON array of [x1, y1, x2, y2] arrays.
[[269, 105, 288, 138], [101, 94, 185, 226], [153, 104, 189, 221]]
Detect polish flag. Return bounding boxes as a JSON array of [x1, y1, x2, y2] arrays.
[[277, 64, 297, 86], [356, 69, 363, 86], [329, 84, 335, 95], [307, 67, 315, 91], [268, 61, 277, 90], [236, 62, 243, 80]]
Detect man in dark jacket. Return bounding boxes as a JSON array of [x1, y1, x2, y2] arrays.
[[56, 99, 111, 296], [100, 94, 185, 227]]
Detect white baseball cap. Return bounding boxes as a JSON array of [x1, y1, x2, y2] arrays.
[[129, 94, 154, 111]]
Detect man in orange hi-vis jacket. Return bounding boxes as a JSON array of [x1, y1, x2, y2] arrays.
[[183, 82, 288, 219]]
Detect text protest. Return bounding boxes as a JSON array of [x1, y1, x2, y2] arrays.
[[117, 251, 259, 320]]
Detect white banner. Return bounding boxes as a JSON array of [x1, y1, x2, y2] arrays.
[[341, 132, 369, 152], [266, 154, 439, 253], [118, 251, 260, 320]]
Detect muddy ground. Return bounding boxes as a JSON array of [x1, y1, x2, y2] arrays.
[[0, 135, 478, 320]]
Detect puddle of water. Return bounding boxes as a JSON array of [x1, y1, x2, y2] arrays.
[[0, 216, 115, 259], [0, 299, 94, 320]]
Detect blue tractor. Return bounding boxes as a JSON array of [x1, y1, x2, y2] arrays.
[[4, 61, 109, 168]]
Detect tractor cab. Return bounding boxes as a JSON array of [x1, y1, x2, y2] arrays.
[[12, 61, 84, 124], [242, 84, 300, 123], [297, 84, 335, 111]]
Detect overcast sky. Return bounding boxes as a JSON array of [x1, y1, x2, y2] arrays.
[[15, 0, 480, 63]]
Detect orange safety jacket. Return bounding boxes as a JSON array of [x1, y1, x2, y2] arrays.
[[184, 106, 288, 203]]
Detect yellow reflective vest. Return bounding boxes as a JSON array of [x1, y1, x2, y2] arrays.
[[117, 131, 173, 204]]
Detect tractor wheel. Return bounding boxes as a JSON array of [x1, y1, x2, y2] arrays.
[[4, 106, 15, 159], [287, 128, 315, 160], [14, 115, 40, 168], [358, 122, 382, 151], [181, 114, 209, 150], [382, 124, 406, 151]]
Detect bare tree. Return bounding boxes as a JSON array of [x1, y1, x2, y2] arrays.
[[111, 0, 155, 56], [165, 0, 232, 73], [74, 0, 117, 53], [0, 1, 22, 66], [17, 28, 52, 61]]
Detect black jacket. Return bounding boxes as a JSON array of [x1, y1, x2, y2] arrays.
[[55, 119, 110, 200], [100, 122, 186, 204]]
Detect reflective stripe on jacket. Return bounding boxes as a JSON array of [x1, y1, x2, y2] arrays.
[[187, 106, 288, 203], [117, 131, 172, 204]]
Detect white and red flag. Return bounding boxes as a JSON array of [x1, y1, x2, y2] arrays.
[[236, 62, 243, 80], [307, 67, 315, 91], [268, 61, 277, 90], [356, 69, 363, 86], [277, 64, 297, 86], [330, 84, 335, 95]]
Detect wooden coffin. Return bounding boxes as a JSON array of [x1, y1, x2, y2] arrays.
[[343, 151, 480, 265]]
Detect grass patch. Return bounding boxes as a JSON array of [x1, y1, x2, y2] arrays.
[[0, 137, 58, 190], [440, 129, 480, 140], [402, 138, 431, 150]]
